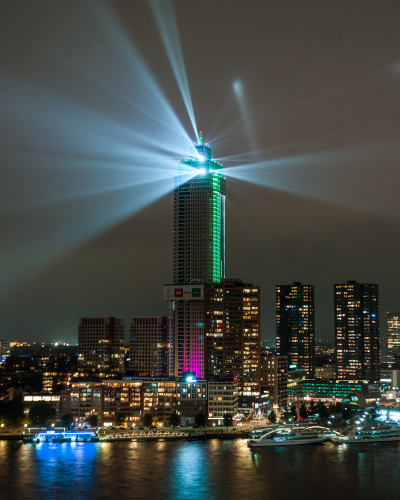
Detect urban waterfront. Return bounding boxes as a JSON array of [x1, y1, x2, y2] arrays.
[[1, 439, 399, 500]]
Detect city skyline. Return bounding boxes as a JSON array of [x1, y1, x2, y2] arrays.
[[1, 1, 400, 343]]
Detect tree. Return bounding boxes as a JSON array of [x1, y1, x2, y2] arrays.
[[195, 412, 207, 428], [299, 402, 308, 420], [316, 400, 329, 419], [88, 415, 99, 427], [335, 402, 343, 415], [223, 413, 233, 427], [309, 400, 316, 416], [342, 405, 352, 421], [61, 413, 74, 428], [142, 412, 153, 428], [169, 411, 181, 427], [290, 404, 297, 421], [3, 396, 25, 428], [114, 413, 126, 426], [29, 401, 56, 427], [268, 409, 277, 424]]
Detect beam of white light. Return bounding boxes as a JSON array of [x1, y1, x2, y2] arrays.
[[149, 0, 198, 141], [0, 177, 174, 298], [222, 141, 400, 216], [232, 80, 258, 156]]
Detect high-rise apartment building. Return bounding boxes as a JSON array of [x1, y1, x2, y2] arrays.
[[387, 313, 400, 362], [335, 281, 380, 383], [78, 317, 125, 374], [276, 282, 315, 376], [129, 316, 173, 377], [166, 135, 227, 378], [204, 280, 261, 397]]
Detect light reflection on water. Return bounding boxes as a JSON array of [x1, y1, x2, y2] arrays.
[[1, 440, 399, 500]]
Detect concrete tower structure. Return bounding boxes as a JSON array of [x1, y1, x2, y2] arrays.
[[166, 133, 227, 378]]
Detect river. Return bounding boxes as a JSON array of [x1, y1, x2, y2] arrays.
[[0, 439, 398, 499]]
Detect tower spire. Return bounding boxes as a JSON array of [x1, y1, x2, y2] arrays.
[[198, 130, 202, 144]]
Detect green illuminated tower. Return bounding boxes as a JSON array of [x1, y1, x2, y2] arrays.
[[173, 133, 226, 283]]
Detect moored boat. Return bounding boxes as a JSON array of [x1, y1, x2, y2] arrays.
[[247, 426, 325, 447], [332, 423, 400, 444]]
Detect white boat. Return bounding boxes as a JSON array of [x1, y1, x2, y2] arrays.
[[247, 427, 325, 447], [332, 423, 400, 444]]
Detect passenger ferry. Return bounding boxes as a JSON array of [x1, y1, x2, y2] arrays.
[[247, 426, 325, 447], [332, 423, 400, 444]]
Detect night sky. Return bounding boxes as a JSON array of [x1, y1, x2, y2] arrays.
[[1, 0, 400, 344]]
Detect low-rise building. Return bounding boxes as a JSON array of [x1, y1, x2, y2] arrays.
[[207, 379, 239, 424], [102, 380, 142, 426], [176, 373, 207, 424], [23, 392, 70, 420]]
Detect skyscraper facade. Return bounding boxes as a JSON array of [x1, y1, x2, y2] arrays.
[[204, 280, 261, 397], [78, 317, 125, 374], [335, 281, 380, 382], [387, 312, 400, 362], [166, 135, 227, 378], [173, 136, 226, 284], [276, 282, 315, 376], [129, 316, 173, 377]]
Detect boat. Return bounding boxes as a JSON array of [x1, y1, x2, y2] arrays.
[[332, 423, 400, 444], [247, 426, 325, 447]]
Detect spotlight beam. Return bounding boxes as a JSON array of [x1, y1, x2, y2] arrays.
[[149, 0, 198, 141]]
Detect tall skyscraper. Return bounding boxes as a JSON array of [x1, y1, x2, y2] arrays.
[[166, 134, 227, 378], [204, 280, 261, 397], [387, 312, 400, 362], [276, 282, 315, 376], [335, 281, 380, 383], [173, 133, 226, 284], [129, 316, 173, 377], [78, 317, 125, 374]]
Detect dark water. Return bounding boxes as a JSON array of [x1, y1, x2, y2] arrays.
[[1, 439, 399, 500]]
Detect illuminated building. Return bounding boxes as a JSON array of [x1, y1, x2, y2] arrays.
[[204, 280, 261, 397], [102, 380, 142, 426], [0, 339, 10, 360], [176, 372, 207, 424], [23, 393, 70, 420], [166, 134, 226, 379], [129, 316, 173, 377], [387, 312, 400, 362], [288, 379, 363, 403], [173, 133, 226, 284], [276, 282, 315, 376], [207, 379, 239, 423], [260, 354, 288, 408], [70, 381, 102, 423], [78, 317, 125, 374], [335, 281, 380, 383]]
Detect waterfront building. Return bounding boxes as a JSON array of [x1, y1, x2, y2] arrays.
[[129, 316, 173, 377], [335, 281, 380, 383], [70, 381, 103, 423], [260, 354, 288, 408], [23, 392, 70, 420], [315, 364, 335, 379], [176, 373, 207, 424], [276, 282, 315, 376], [207, 379, 239, 424], [101, 380, 142, 426], [165, 135, 226, 379], [387, 313, 400, 362], [78, 317, 125, 374]]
